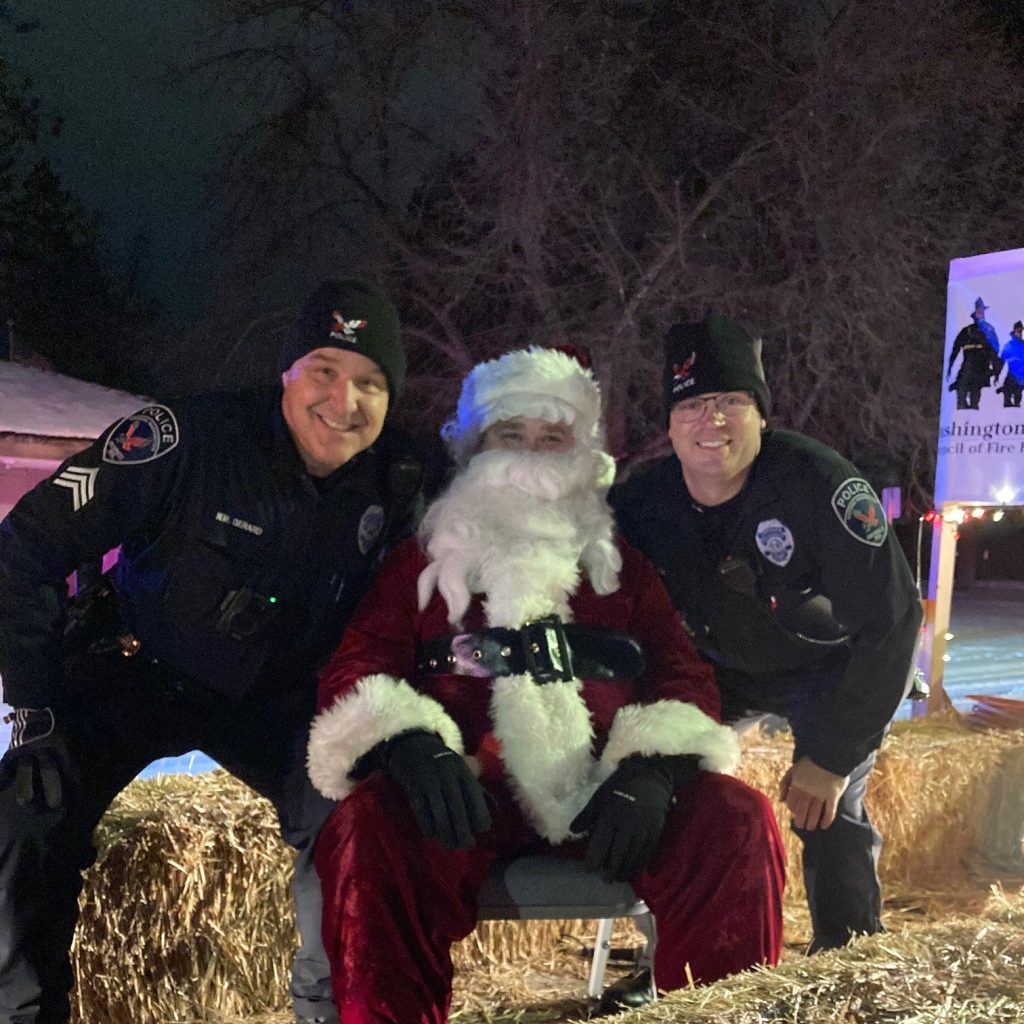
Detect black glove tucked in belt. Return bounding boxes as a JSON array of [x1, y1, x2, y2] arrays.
[[570, 754, 699, 882], [0, 708, 76, 812], [362, 730, 492, 850]]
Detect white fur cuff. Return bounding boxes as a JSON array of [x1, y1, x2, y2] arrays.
[[307, 674, 464, 800], [601, 700, 741, 776]]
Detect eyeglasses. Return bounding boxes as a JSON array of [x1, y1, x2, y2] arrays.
[[671, 392, 756, 422]]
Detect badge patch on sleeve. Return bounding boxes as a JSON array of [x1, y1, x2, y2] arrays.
[[357, 504, 385, 555], [831, 477, 887, 547], [755, 518, 795, 566], [102, 406, 180, 464]]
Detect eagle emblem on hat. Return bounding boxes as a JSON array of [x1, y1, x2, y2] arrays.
[[672, 352, 697, 393], [673, 352, 696, 381], [329, 311, 368, 341]]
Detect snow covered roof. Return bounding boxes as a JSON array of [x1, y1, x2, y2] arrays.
[[0, 361, 147, 440]]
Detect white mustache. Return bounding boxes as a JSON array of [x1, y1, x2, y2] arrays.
[[465, 448, 596, 501]]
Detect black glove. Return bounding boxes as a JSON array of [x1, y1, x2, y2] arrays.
[[374, 730, 491, 850], [570, 755, 698, 883], [0, 708, 73, 812]]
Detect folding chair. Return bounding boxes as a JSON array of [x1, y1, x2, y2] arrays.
[[476, 854, 656, 1004]]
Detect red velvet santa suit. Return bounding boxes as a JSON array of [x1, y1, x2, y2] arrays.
[[308, 537, 785, 1024]]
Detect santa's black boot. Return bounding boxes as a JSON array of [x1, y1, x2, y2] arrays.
[[595, 967, 657, 1016]]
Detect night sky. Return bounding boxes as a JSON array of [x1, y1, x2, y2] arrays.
[[2, 0, 226, 324], [4, 0, 1023, 334]]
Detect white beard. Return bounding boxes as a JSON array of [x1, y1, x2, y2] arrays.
[[417, 448, 621, 627]]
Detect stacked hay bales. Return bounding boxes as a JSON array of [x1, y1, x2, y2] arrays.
[[70, 717, 1024, 1023]]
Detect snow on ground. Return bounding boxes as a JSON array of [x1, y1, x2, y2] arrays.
[[936, 580, 1024, 709], [0, 362, 145, 438], [139, 751, 217, 778]]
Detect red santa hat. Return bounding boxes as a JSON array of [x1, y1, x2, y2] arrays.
[[441, 346, 610, 470]]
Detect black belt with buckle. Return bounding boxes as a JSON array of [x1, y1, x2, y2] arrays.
[[415, 616, 646, 684]]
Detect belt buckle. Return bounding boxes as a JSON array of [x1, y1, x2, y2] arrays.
[[520, 616, 573, 683]]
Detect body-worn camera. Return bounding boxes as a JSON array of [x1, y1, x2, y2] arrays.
[[215, 587, 279, 641], [717, 555, 759, 598]]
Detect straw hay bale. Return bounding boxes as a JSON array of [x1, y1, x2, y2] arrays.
[[73, 773, 295, 1023], [601, 922, 1024, 1023], [735, 713, 1024, 905], [70, 718, 1024, 1023], [584, 885, 1024, 1024]]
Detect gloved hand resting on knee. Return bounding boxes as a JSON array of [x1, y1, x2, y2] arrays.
[[571, 755, 698, 882], [360, 729, 491, 850]]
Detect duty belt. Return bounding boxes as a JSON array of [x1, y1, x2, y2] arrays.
[[415, 616, 646, 684]]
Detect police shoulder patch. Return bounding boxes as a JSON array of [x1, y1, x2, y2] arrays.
[[357, 504, 385, 555], [102, 405, 180, 465], [755, 518, 795, 566], [830, 477, 887, 547]]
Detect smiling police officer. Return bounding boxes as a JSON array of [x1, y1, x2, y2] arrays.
[[610, 314, 922, 957], [0, 280, 424, 1024]]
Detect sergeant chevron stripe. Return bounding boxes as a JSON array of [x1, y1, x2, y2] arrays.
[[54, 466, 98, 511]]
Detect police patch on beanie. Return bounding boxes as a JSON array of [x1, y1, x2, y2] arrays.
[[664, 323, 704, 404], [663, 314, 771, 418], [278, 279, 406, 396]]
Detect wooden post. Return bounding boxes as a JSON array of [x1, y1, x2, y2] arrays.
[[918, 505, 958, 715]]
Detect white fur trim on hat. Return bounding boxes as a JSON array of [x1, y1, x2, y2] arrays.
[[442, 347, 606, 466], [307, 674, 464, 800], [600, 699, 741, 776]]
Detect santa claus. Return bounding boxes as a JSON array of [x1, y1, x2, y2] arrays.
[[307, 347, 785, 1023]]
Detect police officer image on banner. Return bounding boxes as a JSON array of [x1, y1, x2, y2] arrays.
[[0, 279, 425, 1024], [610, 314, 922, 954], [996, 320, 1024, 408], [947, 296, 1002, 410]]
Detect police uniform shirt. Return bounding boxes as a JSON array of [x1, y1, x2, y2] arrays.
[[0, 389, 420, 708], [610, 430, 922, 777]]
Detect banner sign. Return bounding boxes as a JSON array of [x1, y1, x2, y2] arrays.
[[935, 246, 1024, 506]]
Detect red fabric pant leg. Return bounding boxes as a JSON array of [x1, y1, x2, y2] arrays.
[[313, 774, 533, 1024], [632, 772, 786, 989]]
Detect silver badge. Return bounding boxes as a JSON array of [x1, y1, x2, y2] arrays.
[[755, 518, 795, 567], [357, 504, 385, 555]]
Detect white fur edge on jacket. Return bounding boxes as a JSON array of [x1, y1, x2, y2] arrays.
[[307, 674, 465, 801], [600, 699, 741, 776], [489, 675, 599, 844]]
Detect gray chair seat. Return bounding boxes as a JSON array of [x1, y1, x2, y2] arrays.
[[476, 853, 654, 1002]]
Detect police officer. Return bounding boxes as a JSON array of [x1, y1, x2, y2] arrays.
[[0, 279, 424, 1024], [947, 297, 1001, 410], [609, 314, 922, 954], [996, 320, 1024, 408]]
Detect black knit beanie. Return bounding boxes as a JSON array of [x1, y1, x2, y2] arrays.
[[663, 313, 771, 419], [278, 279, 406, 396]]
